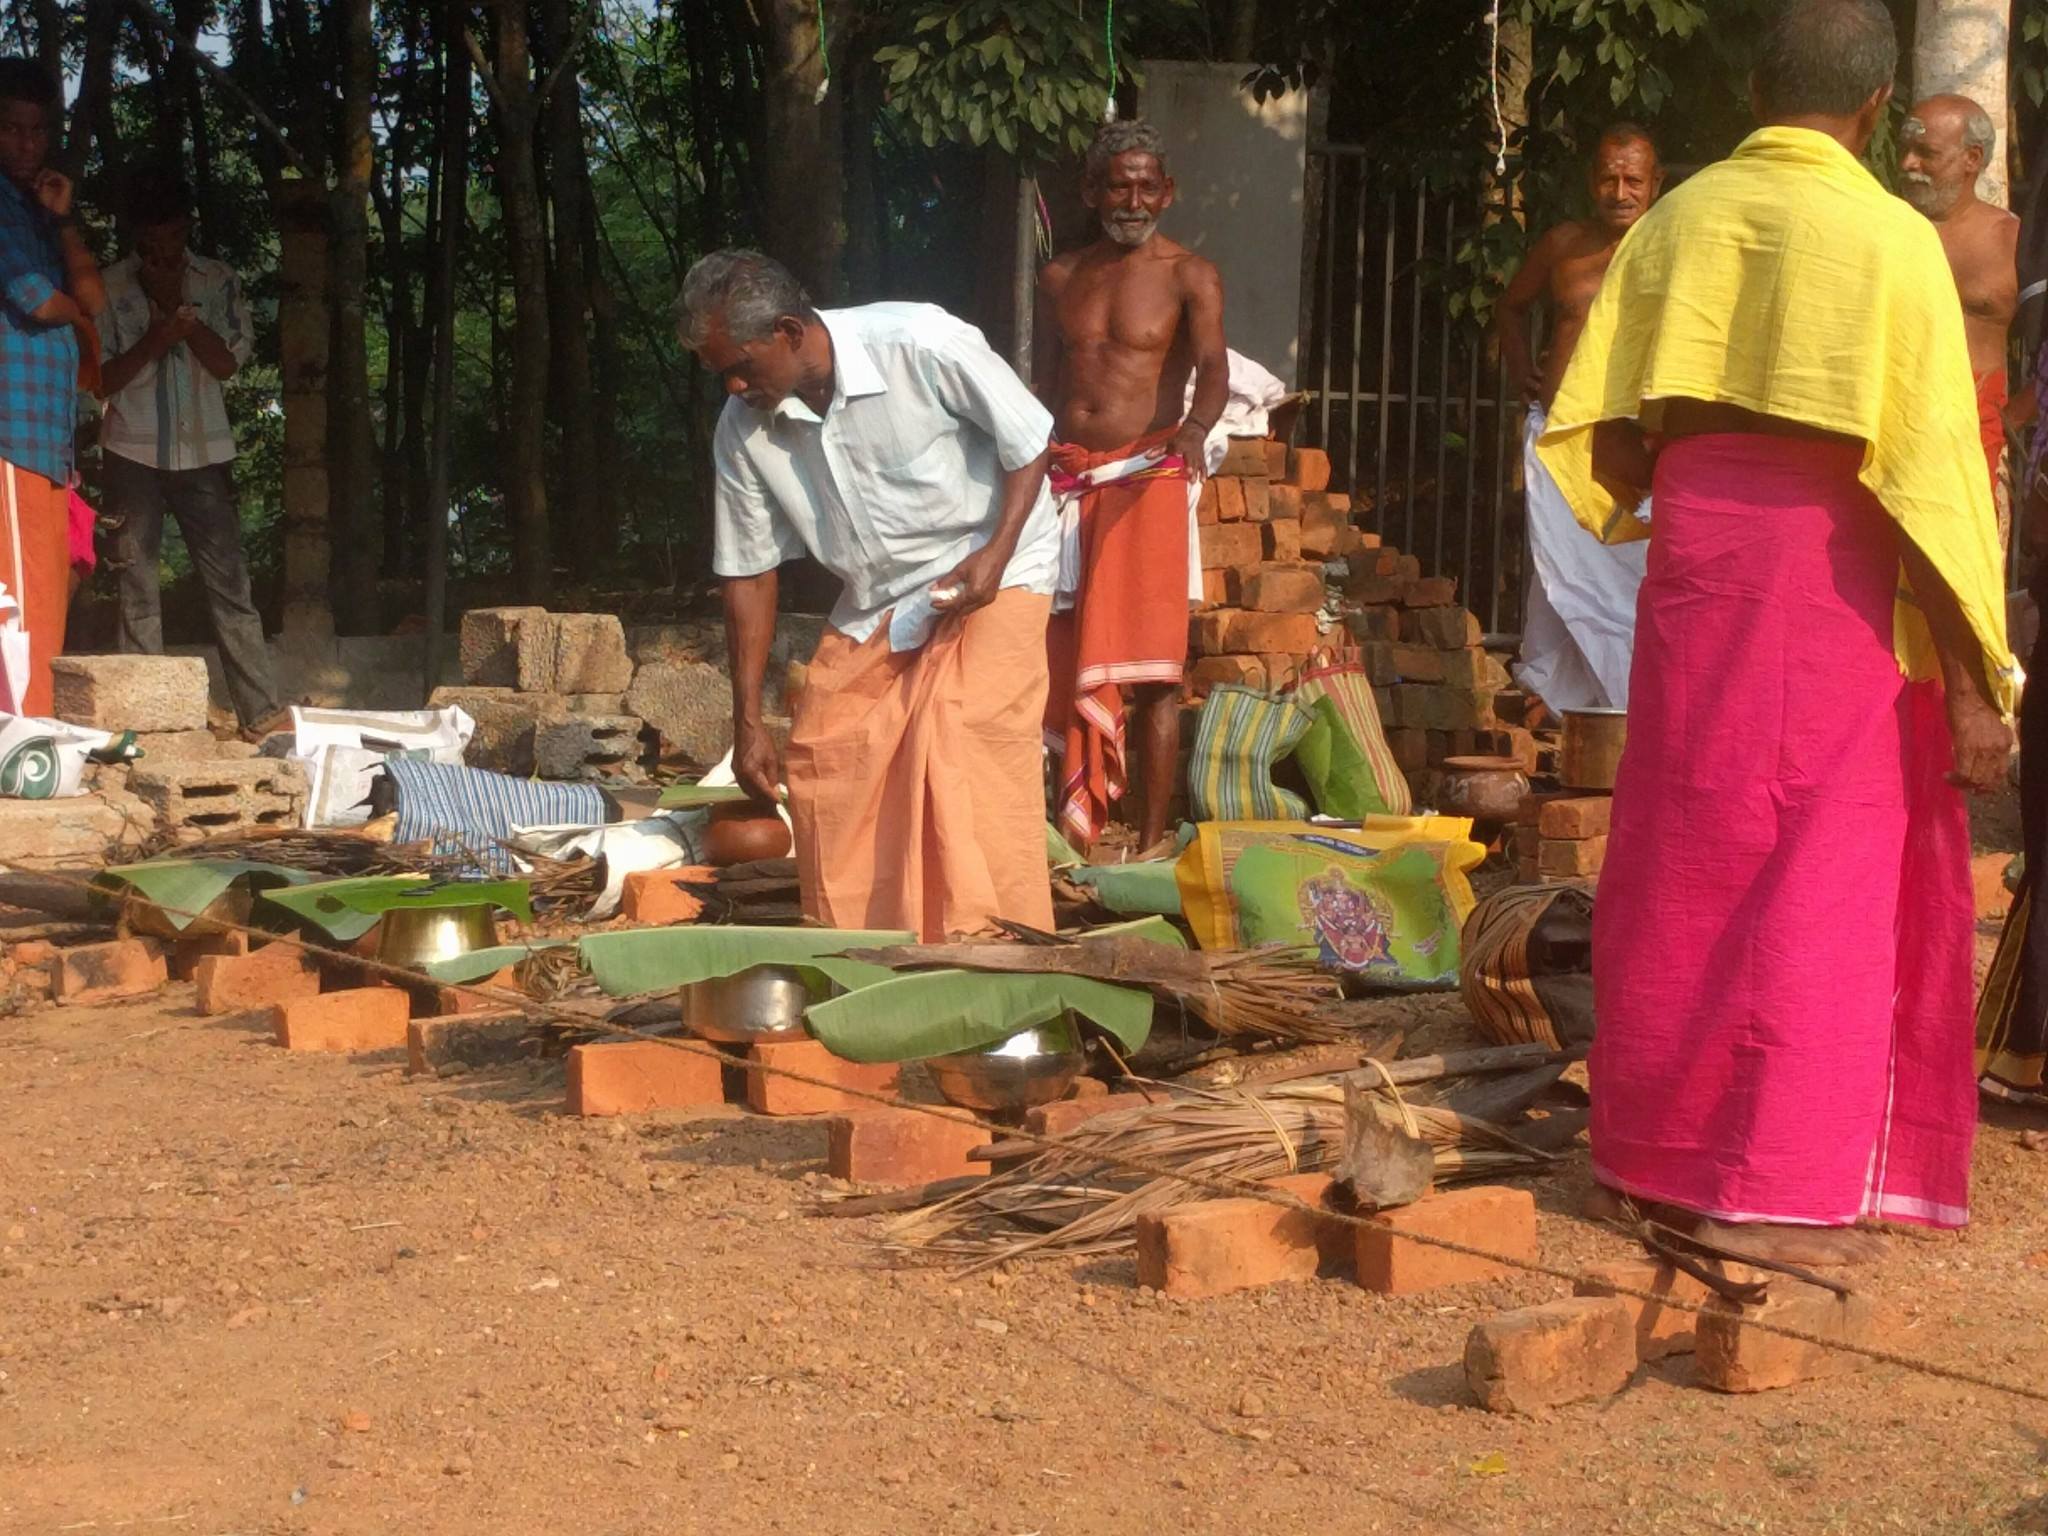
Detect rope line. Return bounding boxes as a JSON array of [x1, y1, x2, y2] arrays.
[[16, 861, 2048, 1407]]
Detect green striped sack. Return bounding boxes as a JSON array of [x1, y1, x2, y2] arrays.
[[1189, 685, 1313, 823], [1292, 655, 1412, 816]]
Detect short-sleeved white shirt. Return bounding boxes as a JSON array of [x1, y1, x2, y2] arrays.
[[710, 302, 1058, 645]]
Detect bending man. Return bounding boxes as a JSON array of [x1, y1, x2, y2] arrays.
[[682, 250, 1060, 940], [1539, 0, 2015, 1265]]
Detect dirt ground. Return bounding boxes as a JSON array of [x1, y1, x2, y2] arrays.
[[5, 833, 2048, 1533]]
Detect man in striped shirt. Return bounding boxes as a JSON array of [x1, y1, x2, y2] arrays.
[[98, 170, 281, 734]]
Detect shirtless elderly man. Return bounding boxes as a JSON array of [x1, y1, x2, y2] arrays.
[[1902, 93, 2020, 544], [1037, 118, 1227, 856], [1496, 126, 1663, 713]]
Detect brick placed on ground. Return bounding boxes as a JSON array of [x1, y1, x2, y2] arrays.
[[1694, 1280, 1877, 1392], [1239, 477, 1272, 523], [1538, 835, 1607, 878], [567, 1037, 726, 1115], [1022, 1092, 1152, 1138], [1574, 1259, 1711, 1359], [533, 712, 641, 779], [168, 929, 249, 981], [273, 986, 410, 1052], [50, 654, 210, 732], [1288, 446, 1332, 492], [1405, 605, 1482, 649], [1233, 562, 1325, 614], [430, 966, 521, 1016], [1262, 518, 1302, 562], [1403, 576, 1458, 607], [1465, 1296, 1637, 1413], [1539, 797, 1613, 840], [826, 1105, 990, 1185], [1388, 643, 1446, 683], [1261, 1172, 1356, 1273], [1347, 606, 1402, 643], [1135, 1194, 1323, 1299], [408, 1010, 534, 1076], [195, 942, 322, 1015], [1218, 438, 1273, 477], [742, 1039, 902, 1116], [621, 868, 713, 925], [1199, 521, 1262, 570], [1355, 1185, 1537, 1295], [1193, 609, 1320, 657], [53, 938, 167, 1004], [1195, 481, 1221, 525]]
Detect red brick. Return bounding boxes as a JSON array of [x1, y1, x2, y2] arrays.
[[1198, 521, 1261, 570], [1236, 563, 1325, 614], [1288, 447, 1332, 492], [1385, 684, 1430, 729], [1404, 606, 1482, 648], [1538, 835, 1607, 877], [1345, 574, 1413, 606], [567, 1038, 726, 1115], [431, 966, 521, 1016], [621, 868, 710, 926], [1421, 686, 1495, 732], [1266, 484, 1302, 524], [826, 1105, 989, 1185], [1240, 477, 1273, 523], [1403, 576, 1459, 607], [1354, 642, 1398, 686], [1695, 1281, 1877, 1392], [1213, 477, 1247, 522], [195, 943, 322, 1016], [1199, 568, 1228, 610], [1262, 440, 1289, 479], [273, 986, 410, 1053], [1193, 610, 1320, 656], [1024, 1091, 1153, 1138], [1442, 647, 1511, 690], [168, 929, 249, 981], [1135, 1196, 1322, 1299], [1261, 518, 1302, 562], [743, 1039, 902, 1116], [1388, 643, 1445, 683], [1260, 1172, 1356, 1273], [1195, 480, 1221, 526], [1574, 1259, 1710, 1360], [408, 1009, 532, 1076], [1538, 797, 1613, 840], [1975, 852, 2016, 920], [1186, 655, 1266, 696], [1218, 439, 1272, 478], [1259, 653, 1302, 691], [9, 938, 57, 968], [1387, 728, 1428, 773], [1464, 1296, 1637, 1413], [53, 939, 167, 1005], [1355, 1185, 1537, 1295]]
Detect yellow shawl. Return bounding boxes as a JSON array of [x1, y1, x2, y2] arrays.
[[1536, 125, 2019, 713]]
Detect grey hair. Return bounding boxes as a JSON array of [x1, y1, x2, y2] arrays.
[[1753, 0, 1896, 120], [675, 248, 813, 350], [1958, 99, 1997, 161], [1086, 117, 1166, 182]]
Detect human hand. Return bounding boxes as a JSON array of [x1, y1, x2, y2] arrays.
[[1946, 690, 2015, 796], [33, 169, 72, 218], [731, 717, 784, 806], [930, 543, 1007, 622], [1520, 368, 1545, 406], [1169, 420, 1209, 479]]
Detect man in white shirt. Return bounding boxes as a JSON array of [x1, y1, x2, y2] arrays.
[[98, 171, 281, 735], [679, 249, 1058, 940]]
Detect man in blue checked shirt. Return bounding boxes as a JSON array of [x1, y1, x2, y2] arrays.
[[0, 58, 104, 716], [97, 168, 283, 736]]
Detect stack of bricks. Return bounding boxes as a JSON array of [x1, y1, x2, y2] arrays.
[[1509, 793, 1611, 883], [1187, 441, 1364, 697], [1340, 574, 1532, 806]]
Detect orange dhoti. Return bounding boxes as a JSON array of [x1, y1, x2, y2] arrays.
[[786, 588, 1054, 941], [1977, 369, 2010, 554], [1044, 433, 1192, 848], [1, 459, 71, 717]]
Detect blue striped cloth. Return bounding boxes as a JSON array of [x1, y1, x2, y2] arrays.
[[385, 758, 606, 875]]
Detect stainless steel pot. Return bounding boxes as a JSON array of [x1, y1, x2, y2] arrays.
[[376, 901, 501, 969], [681, 964, 827, 1044], [926, 1014, 1086, 1112]]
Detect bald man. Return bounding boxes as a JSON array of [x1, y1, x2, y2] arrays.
[[1902, 93, 2020, 545]]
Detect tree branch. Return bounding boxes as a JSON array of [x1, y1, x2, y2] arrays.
[[462, 25, 513, 118], [537, 8, 593, 109], [119, 0, 315, 178]]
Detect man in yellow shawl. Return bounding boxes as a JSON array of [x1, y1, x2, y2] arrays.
[[1538, 0, 2016, 1267]]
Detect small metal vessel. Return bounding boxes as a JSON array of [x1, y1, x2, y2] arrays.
[[927, 1014, 1086, 1112], [681, 965, 826, 1044], [1560, 707, 1628, 791], [375, 901, 500, 968]]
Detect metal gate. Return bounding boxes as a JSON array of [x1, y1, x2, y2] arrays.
[[1298, 146, 1525, 635]]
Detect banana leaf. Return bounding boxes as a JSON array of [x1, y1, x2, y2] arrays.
[[260, 874, 534, 941], [94, 858, 315, 933], [656, 783, 752, 809], [422, 940, 571, 983], [1062, 861, 1185, 916], [575, 925, 914, 997], [804, 969, 1152, 1062]]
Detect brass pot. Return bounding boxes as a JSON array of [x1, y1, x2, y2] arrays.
[[376, 902, 500, 969], [681, 965, 827, 1044], [926, 1015, 1085, 1112], [1560, 708, 1628, 791]]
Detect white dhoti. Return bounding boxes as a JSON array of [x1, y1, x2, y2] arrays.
[[1515, 406, 1648, 710]]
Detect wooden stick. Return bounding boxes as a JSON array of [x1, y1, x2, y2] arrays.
[[1372, 1043, 1566, 1085]]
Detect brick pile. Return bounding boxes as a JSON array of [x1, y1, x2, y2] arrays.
[[432, 607, 645, 780], [1510, 793, 1611, 883]]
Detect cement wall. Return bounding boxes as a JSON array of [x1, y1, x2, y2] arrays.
[[1139, 60, 1312, 387]]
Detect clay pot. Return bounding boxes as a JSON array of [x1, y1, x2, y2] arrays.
[[704, 801, 793, 866], [1437, 755, 1530, 837]]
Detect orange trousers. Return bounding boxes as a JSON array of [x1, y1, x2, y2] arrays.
[[2, 460, 69, 717], [787, 589, 1054, 941]]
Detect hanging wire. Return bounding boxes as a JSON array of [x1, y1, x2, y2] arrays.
[[1488, 0, 1507, 174], [1103, 0, 1119, 121], [813, 0, 831, 104]]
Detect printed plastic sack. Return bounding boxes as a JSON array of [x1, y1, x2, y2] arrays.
[[1175, 818, 1484, 986], [1292, 648, 1411, 817], [0, 713, 115, 799]]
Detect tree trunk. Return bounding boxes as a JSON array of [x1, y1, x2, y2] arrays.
[[329, 0, 378, 632], [542, 0, 601, 582], [842, 40, 883, 299], [582, 182, 625, 555], [376, 170, 412, 577], [1915, 0, 2012, 208], [64, 0, 123, 177], [479, 0, 553, 603], [276, 177, 333, 639], [1224, 0, 1259, 59], [759, 0, 843, 300], [423, 4, 471, 699]]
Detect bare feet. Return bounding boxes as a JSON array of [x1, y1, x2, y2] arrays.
[[1580, 1184, 1629, 1222], [1687, 1218, 1888, 1268]]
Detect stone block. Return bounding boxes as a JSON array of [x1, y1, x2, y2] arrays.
[[1465, 1297, 1637, 1413], [53, 939, 167, 1003], [50, 655, 210, 732], [1574, 1259, 1710, 1359], [533, 713, 641, 780], [459, 606, 548, 687], [0, 795, 140, 868], [129, 758, 306, 837], [134, 729, 222, 762], [408, 1010, 535, 1076], [428, 687, 627, 776], [539, 613, 636, 694], [567, 1038, 726, 1115], [1695, 1281, 1877, 1393], [624, 660, 735, 767], [1355, 1185, 1537, 1295], [826, 1105, 990, 1185], [431, 966, 521, 1016]]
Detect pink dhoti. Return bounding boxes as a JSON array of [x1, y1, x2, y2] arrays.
[[1590, 434, 1977, 1229]]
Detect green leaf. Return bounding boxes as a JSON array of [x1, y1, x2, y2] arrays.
[[887, 50, 920, 84], [913, 12, 944, 32], [95, 858, 314, 934], [576, 925, 914, 998], [655, 782, 752, 808], [805, 970, 1152, 1062], [422, 941, 571, 984], [260, 875, 534, 939]]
